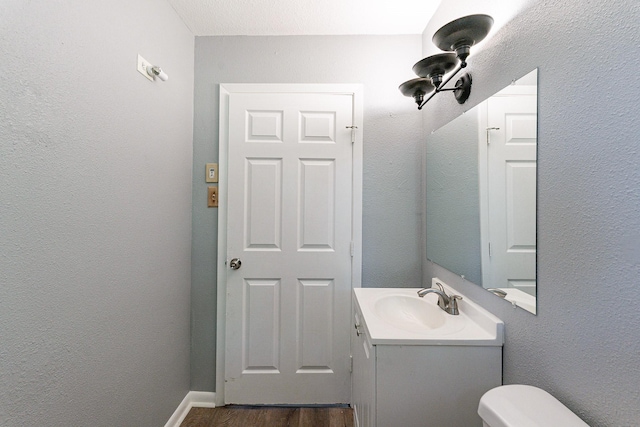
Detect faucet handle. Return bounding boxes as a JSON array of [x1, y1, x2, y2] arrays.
[[449, 295, 463, 315], [434, 282, 446, 293]]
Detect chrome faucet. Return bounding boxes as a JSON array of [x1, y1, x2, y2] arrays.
[[417, 282, 463, 315]]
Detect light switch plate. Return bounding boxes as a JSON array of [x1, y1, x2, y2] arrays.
[[137, 54, 153, 81], [207, 186, 218, 208], [206, 163, 218, 183]]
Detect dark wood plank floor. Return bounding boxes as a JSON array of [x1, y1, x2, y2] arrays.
[[180, 406, 354, 427]]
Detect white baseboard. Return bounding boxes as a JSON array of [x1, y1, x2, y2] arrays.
[[165, 391, 216, 427]]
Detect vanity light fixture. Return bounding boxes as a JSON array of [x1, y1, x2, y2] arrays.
[[399, 14, 493, 110]]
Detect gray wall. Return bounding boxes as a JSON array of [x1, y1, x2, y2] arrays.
[[422, 1, 640, 425], [192, 35, 424, 390], [0, 1, 194, 425]]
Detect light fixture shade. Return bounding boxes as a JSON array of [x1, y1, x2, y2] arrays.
[[399, 78, 435, 106], [432, 14, 493, 61], [412, 53, 458, 88]]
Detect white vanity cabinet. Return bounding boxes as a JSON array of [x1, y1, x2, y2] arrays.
[[351, 309, 376, 427], [351, 286, 504, 427]]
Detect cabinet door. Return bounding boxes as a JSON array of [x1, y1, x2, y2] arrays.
[[376, 345, 502, 427], [351, 310, 376, 427]]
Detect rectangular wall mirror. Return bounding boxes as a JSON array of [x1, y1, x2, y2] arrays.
[[425, 69, 538, 314]]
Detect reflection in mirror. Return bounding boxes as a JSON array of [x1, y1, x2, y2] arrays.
[[425, 69, 537, 314]]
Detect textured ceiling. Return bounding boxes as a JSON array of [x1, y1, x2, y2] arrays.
[[166, 0, 441, 36]]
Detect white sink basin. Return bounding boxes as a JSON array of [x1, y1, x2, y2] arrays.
[[373, 294, 447, 332], [354, 279, 504, 346]]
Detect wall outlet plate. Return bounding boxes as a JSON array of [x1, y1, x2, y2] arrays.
[[137, 54, 153, 81]]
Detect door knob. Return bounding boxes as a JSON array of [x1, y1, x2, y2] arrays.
[[229, 258, 242, 270]]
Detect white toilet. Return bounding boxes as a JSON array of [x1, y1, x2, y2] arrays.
[[478, 384, 590, 427]]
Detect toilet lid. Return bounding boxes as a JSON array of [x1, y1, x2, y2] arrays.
[[478, 385, 590, 427]]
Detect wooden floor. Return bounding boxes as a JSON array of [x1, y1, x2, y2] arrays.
[[180, 406, 354, 427]]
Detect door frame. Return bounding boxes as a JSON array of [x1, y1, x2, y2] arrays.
[[215, 84, 363, 405]]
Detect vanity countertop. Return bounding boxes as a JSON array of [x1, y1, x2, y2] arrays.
[[354, 280, 504, 346]]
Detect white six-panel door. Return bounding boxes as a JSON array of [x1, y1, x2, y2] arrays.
[[482, 92, 537, 294], [222, 89, 358, 404]]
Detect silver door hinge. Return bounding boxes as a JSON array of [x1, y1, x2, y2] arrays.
[[350, 355, 353, 373], [350, 241, 355, 257], [486, 127, 499, 145], [346, 125, 358, 144], [489, 242, 492, 257]]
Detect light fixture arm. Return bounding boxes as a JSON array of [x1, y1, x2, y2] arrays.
[[417, 61, 467, 110], [147, 65, 169, 81]]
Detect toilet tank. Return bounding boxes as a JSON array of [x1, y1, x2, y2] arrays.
[[478, 385, 589, 427]]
